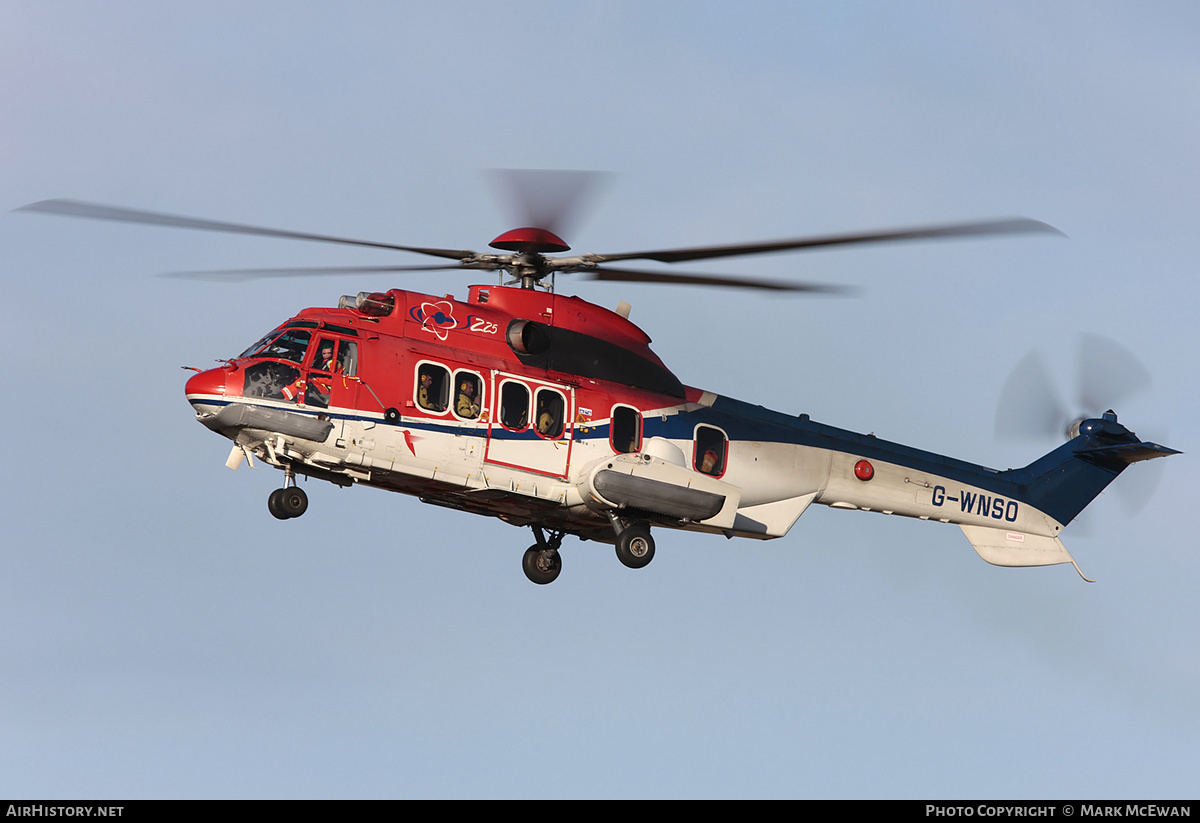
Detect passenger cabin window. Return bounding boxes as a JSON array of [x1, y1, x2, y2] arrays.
[[417, 363, 450, 413], [499, 381, 530, 430], [611, 406, 642, 454], [454, 371, 482, 420], [535, 389, 565, 439], [694, 425, 727, 476]]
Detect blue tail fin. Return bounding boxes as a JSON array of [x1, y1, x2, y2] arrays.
[[1009, 413, 1178, 526]]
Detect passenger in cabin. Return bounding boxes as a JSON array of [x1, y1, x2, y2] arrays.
[[536, 397, 560, 438], [700, 449, 719, 475], [501, 389, 527, 429], [418, 373, 435, 411], [417, 367, 450, 412], [456, 380, 480, 419]]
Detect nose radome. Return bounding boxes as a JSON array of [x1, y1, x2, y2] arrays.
[[185, 366, 230, 399]]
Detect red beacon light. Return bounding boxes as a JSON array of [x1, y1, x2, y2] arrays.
[[854, 459, 874, 481], [339, 291, 395, 317]]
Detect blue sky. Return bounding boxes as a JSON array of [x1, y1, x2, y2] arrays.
[[2, 1, 1197, 798]]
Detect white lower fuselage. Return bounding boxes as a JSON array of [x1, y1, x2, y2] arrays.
[[186, 381, 1070, 564]]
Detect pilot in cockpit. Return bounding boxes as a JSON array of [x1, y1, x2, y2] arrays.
[[314, 342, 338, 373]]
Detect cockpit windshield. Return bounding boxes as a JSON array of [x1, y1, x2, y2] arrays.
[[238, 328, 312, 363], [236, 322, 360, 407], [237, 330, 279, 359]]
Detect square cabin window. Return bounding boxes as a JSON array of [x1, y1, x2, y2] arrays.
[[611, 406, 642, 454], [417, 363, 449, 413], [500, 381, 530, 430], [454, 371, 482, 420], [534, 389, 565, 439], [694, 425, 727, 476]]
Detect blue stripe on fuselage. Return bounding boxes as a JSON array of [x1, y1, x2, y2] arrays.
[[192, 392, 1093, 524]]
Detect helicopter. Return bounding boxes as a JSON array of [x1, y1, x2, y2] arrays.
[[18, 179, 1179, 584]]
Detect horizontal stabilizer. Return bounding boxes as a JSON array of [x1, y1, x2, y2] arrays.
[[1077, 440, 1181, 466]]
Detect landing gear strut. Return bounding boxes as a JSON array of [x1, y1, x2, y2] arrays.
[[522, 526, 563, 585], [268, 472, 308, 520]]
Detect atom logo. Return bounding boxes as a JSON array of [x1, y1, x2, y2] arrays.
[[412, 300, 457, 340]]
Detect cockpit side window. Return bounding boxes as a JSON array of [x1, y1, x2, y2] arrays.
[[243, 362, 303, 402], [311, 338, 357, 377], [416, 363, 450, 413], [312, 339, 337, 373], [336, 341, 358, 377]]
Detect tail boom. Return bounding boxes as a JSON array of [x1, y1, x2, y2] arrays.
[[810, 411, 1176, 571]]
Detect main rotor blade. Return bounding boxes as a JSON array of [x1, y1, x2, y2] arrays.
[[581, 266, 855, 293], [486, 169, 612, 237], [159, 263, 478, 282], [587, 217, 1063, 265], [16, 199, 477, 261]]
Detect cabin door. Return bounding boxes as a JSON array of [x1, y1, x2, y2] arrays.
[[484, 372, 574, 478], [300, 336, 361, 439]]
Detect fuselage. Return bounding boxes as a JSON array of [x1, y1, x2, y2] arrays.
[[184, 284, 1145, 571]]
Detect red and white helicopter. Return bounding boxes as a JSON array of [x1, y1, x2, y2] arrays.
[[20, 176, 1178, 584]]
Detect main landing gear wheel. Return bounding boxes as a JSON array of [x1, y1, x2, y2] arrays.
[[268, 486, 308, 520], [615, 525, 655, 569], [522, 545, 562, 585]]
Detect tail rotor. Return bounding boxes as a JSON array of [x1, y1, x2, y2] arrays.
[[995, 334, 1167, 517]]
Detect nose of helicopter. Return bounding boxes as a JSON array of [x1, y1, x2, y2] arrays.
[[185, 365, 236, 421]]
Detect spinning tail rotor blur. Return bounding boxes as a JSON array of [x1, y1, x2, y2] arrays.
[[996, 334, 1165, 516]]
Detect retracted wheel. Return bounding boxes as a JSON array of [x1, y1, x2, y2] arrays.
[[522, 545, 562, 585], [615, 525, 655, 569]]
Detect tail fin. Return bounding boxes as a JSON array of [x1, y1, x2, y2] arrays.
[[1010, 412, 1178, 527]]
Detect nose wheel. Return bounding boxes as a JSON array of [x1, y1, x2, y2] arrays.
[[268, 485, 308, 520]]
